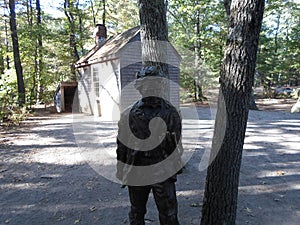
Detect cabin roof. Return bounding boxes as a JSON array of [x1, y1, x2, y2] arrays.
[[75, 27, 140, 68], [75, 26, 181, 68]]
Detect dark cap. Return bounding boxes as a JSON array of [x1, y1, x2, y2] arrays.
[[136, 66, 164, 79]]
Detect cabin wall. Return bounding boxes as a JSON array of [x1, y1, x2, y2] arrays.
[[120, 35, 143, 110], [95, 59, 121, 121], [77, 59, 120, 121], [77, 32, 181, 120], [120, 35, 181, 110], [78, 66, 94, 114]]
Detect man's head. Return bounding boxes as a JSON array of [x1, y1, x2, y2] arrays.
[[134, 66, 164, 97]]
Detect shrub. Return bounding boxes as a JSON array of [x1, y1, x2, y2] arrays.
[[0, 89, 28, 126]]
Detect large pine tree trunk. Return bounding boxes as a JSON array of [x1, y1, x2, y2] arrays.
[[200, 1, 265, 225], [138, 0, 168, 78], [9, 0, 26, 106]]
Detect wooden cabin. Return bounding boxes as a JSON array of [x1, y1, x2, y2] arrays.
[[75, 25, 181, 121]]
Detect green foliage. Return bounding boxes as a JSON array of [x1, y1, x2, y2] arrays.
[[256, 0, 300, 89], [0, 71, 28, 125], [168, 0, 227, 100], [0, 0, 299, 109], [105, 0, 139, 34], [168, 0, 299, 99]]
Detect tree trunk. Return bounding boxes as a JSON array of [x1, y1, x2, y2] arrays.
[[200, 1, 265, 225], [9, 0, 26, 106], [26, 0, 36, 106], [90, 0, 96, 26], [64, 0, 80, 81], [194, 0, 204, 102], [102, 0, 106, 25], [36, 0, 44, 103], [0, 45, 4, 75], [273, 14, 280, 85], [249, 89, 258, 110], [138, 0, 168, 78], [4, 17, 10, 70]]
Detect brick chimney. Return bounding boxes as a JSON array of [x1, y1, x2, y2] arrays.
[[94, 24, 107, 46]]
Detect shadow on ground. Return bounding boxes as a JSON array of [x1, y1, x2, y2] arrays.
[[0, 108, 299, 225]]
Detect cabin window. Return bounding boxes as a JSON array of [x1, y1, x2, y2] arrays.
[[92, 66, 100, 97]]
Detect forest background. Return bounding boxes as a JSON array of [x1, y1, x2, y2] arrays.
[[0, 0, 299, 123]]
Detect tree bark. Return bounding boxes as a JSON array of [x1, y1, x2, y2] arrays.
[[223, 0, 231, 18], [194, 0, 204, 101], [138, 0, 169, 78], [4, 16, 10, 70], [9, 0, 26, 106], [26, 0, 36, 105], [89, 0, 96, 26], [102, 0, 106, 25], [36, 0, 44, 103], [0, 45, 4, 75], [64, 0, 80, 81], [200, 1, 265, 225]]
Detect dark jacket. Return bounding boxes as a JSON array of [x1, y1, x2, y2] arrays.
[[116, 96, 183, 186]]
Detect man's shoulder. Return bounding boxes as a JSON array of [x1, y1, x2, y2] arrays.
[[119, 100, 142, 119], [162, 99, 180, 114]]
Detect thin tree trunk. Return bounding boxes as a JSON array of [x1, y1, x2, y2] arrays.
[[102, 0, 106, 25], [4, 16, 10, 70], [249, 88, 258, 110], [26, 0, 33, 25], [194, 0, 203, 101], [26, 0, 36, 106], [200, 1, 265, 224], [224, 0, 231, 17], [89, 0, 96, 26], [273, 14, 280, 85], [36, 0, 44, 103], [64, 0, 80, 81], [0, 44, 4, 75], [9, 0, 26, 106]]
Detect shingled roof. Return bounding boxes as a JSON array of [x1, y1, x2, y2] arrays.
[[75, 26, 140, 68]]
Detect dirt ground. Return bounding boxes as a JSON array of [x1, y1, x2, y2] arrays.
[[0, 99, 299, 225]]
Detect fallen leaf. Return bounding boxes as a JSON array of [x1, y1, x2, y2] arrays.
[[276, 170, 285, 176], [74, 219, 80, 224], [190, 203, 202, 207], [245, 207, 252, 213], [57, 216, 65, 221], [89, 206, 97, 212]]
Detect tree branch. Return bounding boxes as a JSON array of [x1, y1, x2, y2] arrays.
[[223, 0, 231, 17]]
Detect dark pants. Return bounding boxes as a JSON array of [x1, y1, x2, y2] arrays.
[[128, 179, 180, 225]]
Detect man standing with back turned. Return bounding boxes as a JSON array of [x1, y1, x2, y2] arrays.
[[116, 66, 183, 225]]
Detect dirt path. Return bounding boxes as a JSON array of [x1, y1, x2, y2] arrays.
[[0, 106, 300, 225]]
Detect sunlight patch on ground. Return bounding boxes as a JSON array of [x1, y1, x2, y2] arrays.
[[0, 182, 48, 190], [239, 182, 300, 194], [31, 149, 84, 165], [242, 151, 269, 157], [257, 169, 300, 178], [177, 189, 203, 197], [276, 149, 300, 155]]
